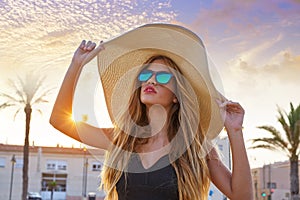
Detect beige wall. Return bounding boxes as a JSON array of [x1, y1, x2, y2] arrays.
[[0, 152, 23, 200], [0, 145, 105, 200], [252, 161, 300, 200]]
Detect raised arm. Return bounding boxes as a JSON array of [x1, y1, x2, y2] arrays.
[[50, 40, 112, 149], [207, 100, 253, 200]]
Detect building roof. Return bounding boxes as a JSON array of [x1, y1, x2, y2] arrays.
[[0, 143, 105, 156]]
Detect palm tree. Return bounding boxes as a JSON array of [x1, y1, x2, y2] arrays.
[[251, 103, 300, 200], [49, 181, 57, 200], [0, 73, 53, 200]]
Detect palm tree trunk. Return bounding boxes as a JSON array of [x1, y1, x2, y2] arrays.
[[290, 155, 299, 200], [51, 189, 54, 200], [22, 104, 32, 200]]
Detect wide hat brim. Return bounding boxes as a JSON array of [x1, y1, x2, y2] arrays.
[[83, 23, 225, 140]]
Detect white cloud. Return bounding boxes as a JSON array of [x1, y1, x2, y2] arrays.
[[0, 0, 178, 147], [228, 45, 300, 85]]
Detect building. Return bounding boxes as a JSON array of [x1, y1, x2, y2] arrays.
[[209, 136, 231, 200], [252, 160, 300, 200], [0, 144, 106, 200], [0, 137, 231, 200]]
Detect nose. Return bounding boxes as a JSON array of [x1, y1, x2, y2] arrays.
[[146, 74, 157, 85]]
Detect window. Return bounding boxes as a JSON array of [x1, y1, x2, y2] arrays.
[[92, 162, 102, 171], [267, 182, 277, 189], [15, 158, 23, 168], [218, 144, 223, 151], [41, 173, 67, 192], [47, 163, 56, 170], [0, 157, 5, 168], [46, 160, 67, 171], [252, 170, 257, 176], [57, 162, 67, 170]]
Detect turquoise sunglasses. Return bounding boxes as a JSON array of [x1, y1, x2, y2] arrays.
[[138, 69, 173, 84]]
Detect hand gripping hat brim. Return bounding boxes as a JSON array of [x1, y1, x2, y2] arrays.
[[83, 23, 226, 140]]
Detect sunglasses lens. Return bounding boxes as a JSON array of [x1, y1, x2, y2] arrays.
[[138, 70, 173, 84], [138, 71, 152, 82], [156, 73, 172, 84]]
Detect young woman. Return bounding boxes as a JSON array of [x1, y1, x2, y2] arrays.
[[50, 24, 253, 200]]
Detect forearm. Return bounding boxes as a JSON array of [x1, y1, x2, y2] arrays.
[[50, 59, 83, 127], [228, 130, 253, 199]]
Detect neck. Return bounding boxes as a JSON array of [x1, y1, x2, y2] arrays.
[[147, 104, 169, 135], [141, 104, 170, 149], [138, 131, 170, 154], [148, 130, 169, 144]]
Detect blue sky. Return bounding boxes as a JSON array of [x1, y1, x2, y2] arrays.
[[0, 0, 299, 168]]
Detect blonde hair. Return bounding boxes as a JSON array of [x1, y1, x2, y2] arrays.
[[101, 55, 210, 200]]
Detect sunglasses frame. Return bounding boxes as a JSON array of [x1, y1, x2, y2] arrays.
[[138, 69, 173, 85]]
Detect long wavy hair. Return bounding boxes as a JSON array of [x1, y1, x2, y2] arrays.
[[101, 55, 211, 200]]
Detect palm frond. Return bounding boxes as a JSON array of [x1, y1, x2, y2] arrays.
[[296, 146, 300, 156], [27, 76, 45, 104], [34, 109, 43, 116], [277, 108, 293, 145], [257, 126, 288, 148], [7, 78, 26, 103], [249, 144, 277, 151], [0, 92, 24, 104], [13, 108, 22, 121], [251, 140, 289, 156], [0, 102, 17, 110], [33, 98, 49, 105], [293, 120, 300, 154], [31, 87, 55, 105], [257, 125, 280, 135], [0, 102, 23, 121], [18, 74, 34, 104], [287, 103, 300, 152], [252, 103, 300, 162], [288, 103, 300, 135], [1, 72, 52, 118], [252, 137, 288, 153]]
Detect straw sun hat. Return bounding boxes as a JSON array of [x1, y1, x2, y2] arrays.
[[82, 23, 226, 140]]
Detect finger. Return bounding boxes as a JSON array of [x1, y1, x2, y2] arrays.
[[87, 41, 96, 51], [86, 40, 92, 46], [228, 102, 243, 110], [215, 99, 228, 108], [82, 40, 95, 51], [85, 41, 92, 50], [215, 99, 227, 122], [79, 40, 86, 49], [226, 101, 239, 109], [98, 40, 105, 51], [226, 102, 245, 114]]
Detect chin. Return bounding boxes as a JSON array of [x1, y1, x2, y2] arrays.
[[141, 100, 156, 106]]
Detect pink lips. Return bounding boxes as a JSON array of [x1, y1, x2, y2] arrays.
[[143, 86, 157, 93]]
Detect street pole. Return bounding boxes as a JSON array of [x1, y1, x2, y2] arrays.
[[9, 154, 16, 200], [82, 147, 88, 200], [268, 164, 272, 200], [84, 157, 88, 199], [263, 164, 266, 200], [81, 115, 88, 200]]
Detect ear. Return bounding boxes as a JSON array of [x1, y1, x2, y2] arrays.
[[173, 97, 178, 103]]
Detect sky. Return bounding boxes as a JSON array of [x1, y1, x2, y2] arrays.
[[0, 0, 299, 168]]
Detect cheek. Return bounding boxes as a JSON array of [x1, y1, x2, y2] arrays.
[[165, 82, 176, 98], [160, 87, 176, 102]]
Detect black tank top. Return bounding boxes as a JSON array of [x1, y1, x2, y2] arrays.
[[116, 154, 179, 200]]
